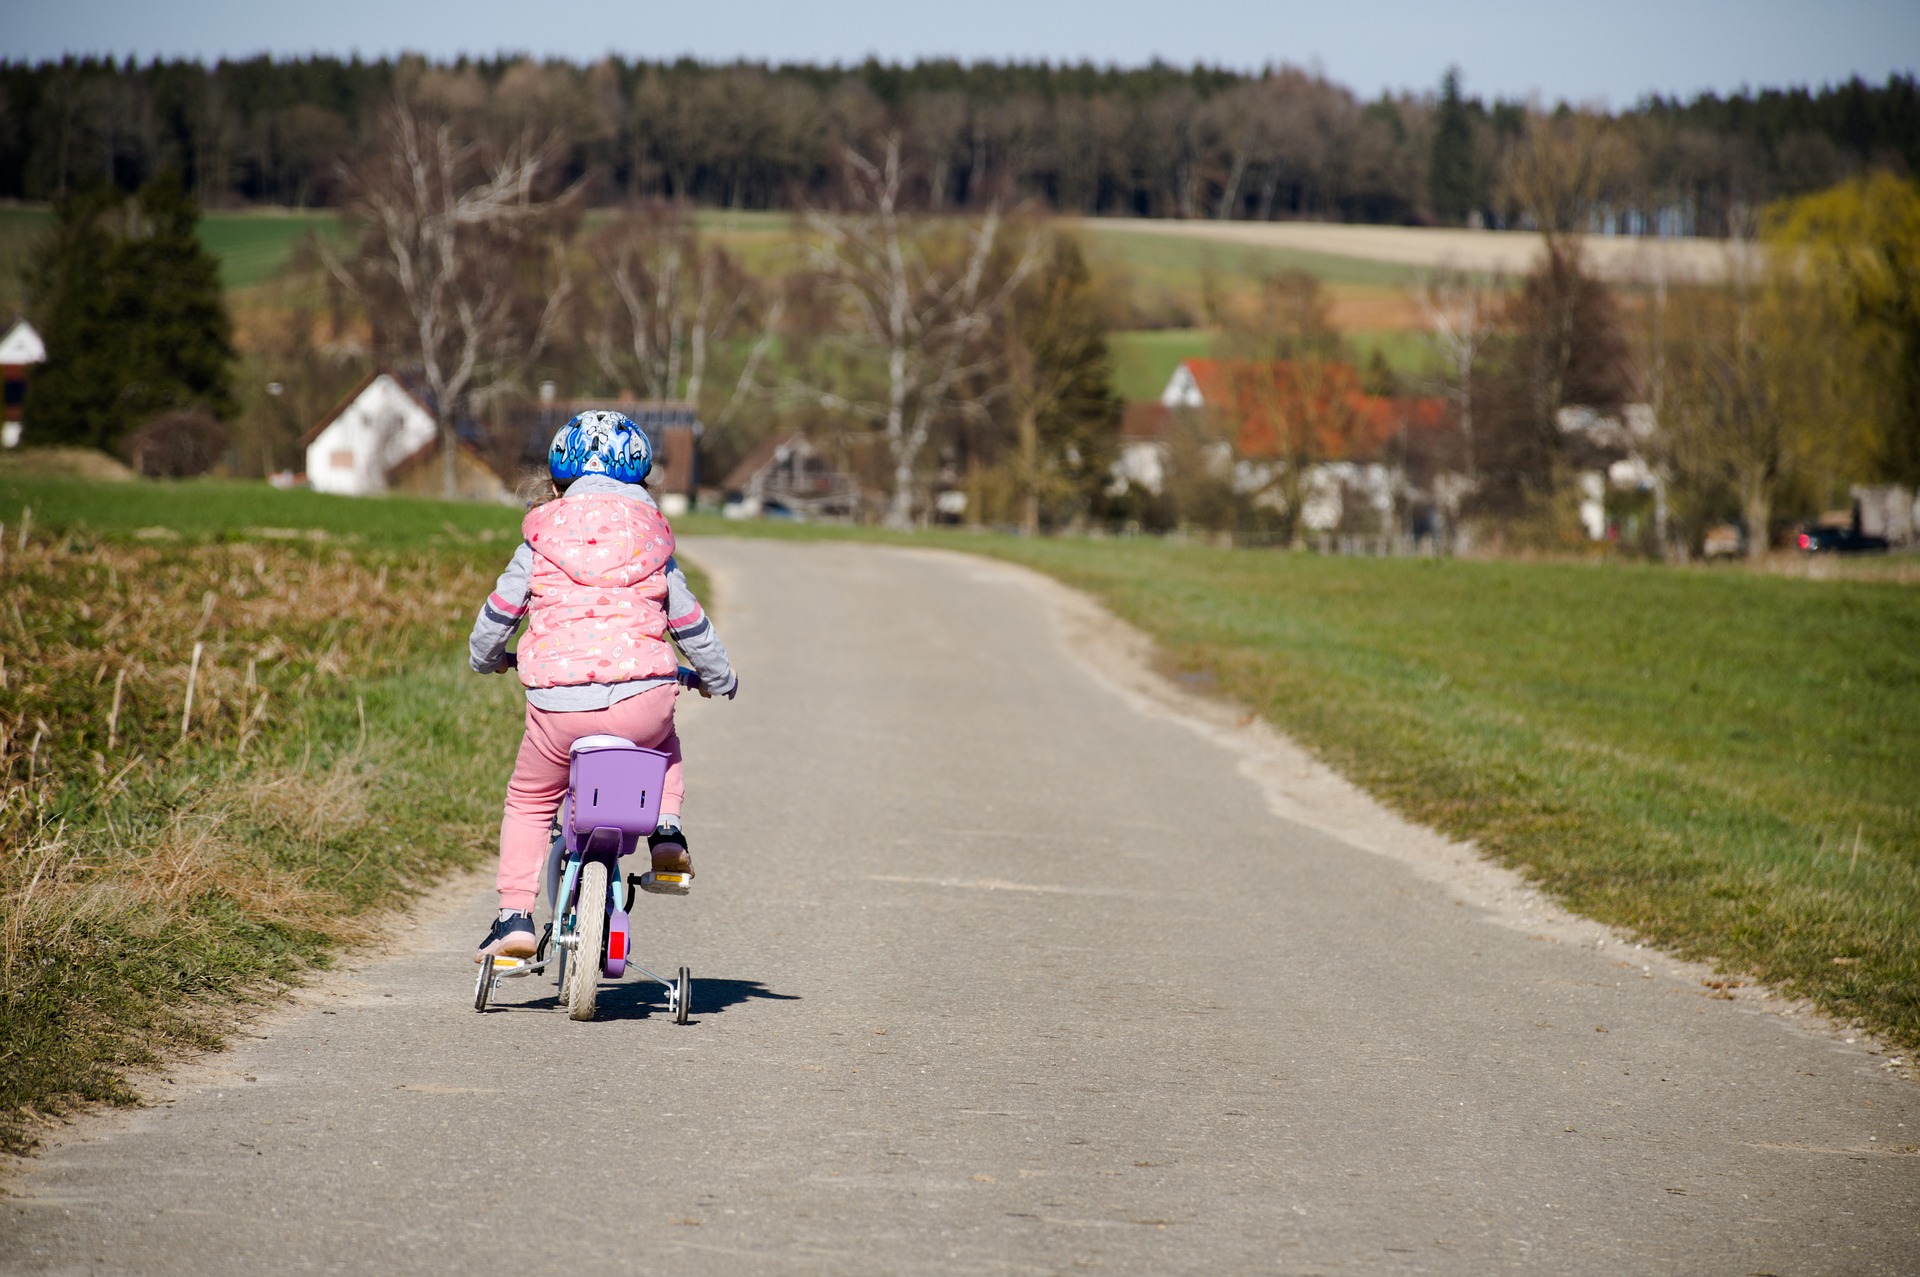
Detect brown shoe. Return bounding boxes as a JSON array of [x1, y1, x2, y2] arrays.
[[649, 827, 693, 877]]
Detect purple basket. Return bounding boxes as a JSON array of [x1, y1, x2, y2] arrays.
[[565, 740, 671, 858]]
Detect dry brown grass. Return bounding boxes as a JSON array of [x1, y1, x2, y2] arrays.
[[0, 522, 510, 1151], [0, 532, 489, 835], [0, 448, 138, 483]]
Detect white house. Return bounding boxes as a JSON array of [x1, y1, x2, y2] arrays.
[[304, 371, 438, 495], [1110, 402, 1175, 496], [0, 319, 48, 449], [1558, 403, 1661, 540]]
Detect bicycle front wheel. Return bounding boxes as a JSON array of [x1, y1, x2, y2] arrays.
[[566, 860, 608, 1021]]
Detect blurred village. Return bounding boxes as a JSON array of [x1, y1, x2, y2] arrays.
[[2, 57, 1916, 561]]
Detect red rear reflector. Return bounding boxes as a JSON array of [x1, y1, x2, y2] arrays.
[[608, 931, 625, 961]]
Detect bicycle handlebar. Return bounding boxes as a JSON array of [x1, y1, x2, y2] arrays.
[[493, 653, 725, 699]]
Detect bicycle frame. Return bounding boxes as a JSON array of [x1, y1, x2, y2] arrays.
[[475, 734, 688, 1019]]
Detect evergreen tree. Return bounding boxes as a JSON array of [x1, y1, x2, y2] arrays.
[[26, 187, 121, 448], [27, 171, 234, 449], [1430, 67, 1476, 226]]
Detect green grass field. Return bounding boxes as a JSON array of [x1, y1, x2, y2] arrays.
[[0, 472, 522, 548], [1107, 329, 1213, 401], [673, 513, 1920, 1055], [0, 205, 345, 292], [1348, 329, 1446, 383], [196, 210, 348, 287], [1076, 222, 1424, 292], [1107, 327, 1443, 402]]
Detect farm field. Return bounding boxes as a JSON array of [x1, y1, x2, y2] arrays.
[[2, 203, 1462, 341], [1107, 329, 1212, 401], [3, 204, 1482, 397], [0, 205, 345, 291], [1083, 217, 1733, 284], [675, 512, 1920, 1057]]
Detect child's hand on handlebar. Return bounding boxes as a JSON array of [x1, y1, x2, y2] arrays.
[[676, 667, 737, 701], [491, 651, 519, 674]]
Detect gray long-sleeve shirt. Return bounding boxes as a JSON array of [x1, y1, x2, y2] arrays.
[[467, 476, 737, 710]]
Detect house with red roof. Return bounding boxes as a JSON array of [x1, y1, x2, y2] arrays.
[[1160, 358, 1446, 464], [1115, 358, 1454, 535]]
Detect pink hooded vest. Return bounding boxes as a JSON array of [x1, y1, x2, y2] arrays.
[[516, 493, 677, 690]]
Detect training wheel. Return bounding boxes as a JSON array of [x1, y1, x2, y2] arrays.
[[474, 955, 495, 1012], [674, 967, 692, 1025]]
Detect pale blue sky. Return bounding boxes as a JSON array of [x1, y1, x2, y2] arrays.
[[8, 0, 1916, 106]]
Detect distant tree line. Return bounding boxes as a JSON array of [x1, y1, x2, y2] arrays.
[[1, 55, 1914, 234]]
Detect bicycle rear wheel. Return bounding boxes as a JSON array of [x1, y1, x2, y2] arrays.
[[567, 860, 608, 1021]]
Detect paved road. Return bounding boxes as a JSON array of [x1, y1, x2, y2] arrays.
[[5, 539, 1916, 1275]]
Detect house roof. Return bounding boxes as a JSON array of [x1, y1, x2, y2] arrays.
[[385, 432, 507, 487], [1171, 358, 1447, 463], [300, 367, 437, 447], [1119, 402, 1170, 443], [0, 320, 46, 365], [722, 431, 811, 491]]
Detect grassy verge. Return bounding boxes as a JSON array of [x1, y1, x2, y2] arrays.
[[677, 515, 1920, 1054], [0, 478, 529, 1153]]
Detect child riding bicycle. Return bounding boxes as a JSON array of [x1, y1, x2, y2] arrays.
[[467, 411, 738, 962]]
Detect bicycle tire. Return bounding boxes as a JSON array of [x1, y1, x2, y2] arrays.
[[474, 955, 494, 1012], [568, 860, 608, 1021]]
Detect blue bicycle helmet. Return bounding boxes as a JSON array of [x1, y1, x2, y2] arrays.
[[548, 410, 652, 486]]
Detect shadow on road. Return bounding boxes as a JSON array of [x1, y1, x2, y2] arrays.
[[589, 976, 801, 1022]]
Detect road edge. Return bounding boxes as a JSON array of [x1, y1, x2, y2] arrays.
[[901, 543, 1915, 1085]]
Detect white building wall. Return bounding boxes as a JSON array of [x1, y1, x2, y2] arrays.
[[305, 375, 437, 496], [1111, 440, 1169, 494], [1160, 364, 1205, 408]]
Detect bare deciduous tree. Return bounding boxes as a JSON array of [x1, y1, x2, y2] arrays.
[[1499, 106, 1627, 239], [1415, 268, 1501, 492], [584, 205, 779, 430], [798, 136, 1038, 528], [334, 97, 578, 497]]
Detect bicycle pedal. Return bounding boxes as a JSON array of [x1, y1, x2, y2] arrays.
[[490, 956, 528, 970], [638, 871, 691, 896]]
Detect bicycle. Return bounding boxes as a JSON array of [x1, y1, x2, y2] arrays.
[[472, 667, 704, 1023]]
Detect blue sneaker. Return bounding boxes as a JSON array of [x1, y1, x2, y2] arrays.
[[475, 911, 537, 963]]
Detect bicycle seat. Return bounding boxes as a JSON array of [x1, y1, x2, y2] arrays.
[[570, 734, 637, 754]]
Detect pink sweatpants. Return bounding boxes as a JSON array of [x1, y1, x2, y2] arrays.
[[497, 683, 684, 912]]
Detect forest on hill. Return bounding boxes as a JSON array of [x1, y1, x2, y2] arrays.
[[1, 55, 1914, 235]]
